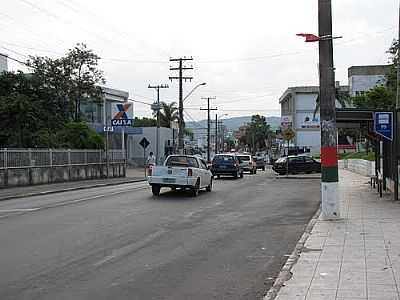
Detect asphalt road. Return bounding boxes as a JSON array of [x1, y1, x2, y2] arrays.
[[0, 171, 320, 300]]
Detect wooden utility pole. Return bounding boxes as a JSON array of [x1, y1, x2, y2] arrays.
[[169, 57, 193, 153], [200, 97, 217, 162], [319, 0, 340, 219], [148, 84, 169, 165]]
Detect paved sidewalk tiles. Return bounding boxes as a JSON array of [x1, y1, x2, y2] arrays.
[[274, 169, 400, 300]]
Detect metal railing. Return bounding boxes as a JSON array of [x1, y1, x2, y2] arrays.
[[0, 149, 125, 169]]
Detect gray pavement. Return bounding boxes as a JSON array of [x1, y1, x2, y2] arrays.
[[0, 170, 320, 300], [273, 169, 400, 300]]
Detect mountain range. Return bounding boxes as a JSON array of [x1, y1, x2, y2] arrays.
[[186, 116, 281, 131]]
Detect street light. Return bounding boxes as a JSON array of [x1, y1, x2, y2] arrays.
[[183, 82, 206, 102]]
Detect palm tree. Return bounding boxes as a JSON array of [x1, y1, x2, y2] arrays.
[[155, 101, 178, 128], [313, 88, 351, 120]]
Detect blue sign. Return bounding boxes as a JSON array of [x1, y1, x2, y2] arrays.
[[374, 112, 393, 141], [111, 119, 133, 126]]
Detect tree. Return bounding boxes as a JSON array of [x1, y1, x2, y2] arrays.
[[54, 122, 104, 149], [245, 115, 273, 153], [352, 86, 395, 110], [133, 117, 157, 127], [27, 43, 105, 121], [159, 101, 178, 128]]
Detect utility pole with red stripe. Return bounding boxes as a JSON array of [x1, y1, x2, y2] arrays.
[[318, 0, 340, 219]]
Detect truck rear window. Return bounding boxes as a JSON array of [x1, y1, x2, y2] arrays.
[[213, 155, 234, 162], [166, 156, 199, 168]]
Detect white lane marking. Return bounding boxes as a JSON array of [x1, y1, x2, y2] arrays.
[[93, 229, 166, 267], [0, 208, 40, 212], [0, 185, 149, 219]]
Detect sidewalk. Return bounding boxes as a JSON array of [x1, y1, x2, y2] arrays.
[[271, 169, 400, 300], [0, 168, 146, 201]]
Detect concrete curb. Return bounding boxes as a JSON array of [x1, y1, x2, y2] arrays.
[[0, 178, 147, 201], [263, 205, 321, 300]]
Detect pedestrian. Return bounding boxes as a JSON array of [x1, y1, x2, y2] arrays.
[[146, 151, 156, 176]]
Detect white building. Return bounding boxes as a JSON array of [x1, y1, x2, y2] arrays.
[[279, 85, 349, 155], [348, 65, 391, 96]]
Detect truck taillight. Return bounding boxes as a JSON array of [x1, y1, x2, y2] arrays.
[[188, 168, 193, 177]]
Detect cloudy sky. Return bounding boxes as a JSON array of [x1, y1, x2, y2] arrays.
[[1, 0, 398, 122]]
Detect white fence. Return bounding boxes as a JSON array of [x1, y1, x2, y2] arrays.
[[339, 159, 375, 177], [0, 149, 126, 187], [0, 149, 125, 169]]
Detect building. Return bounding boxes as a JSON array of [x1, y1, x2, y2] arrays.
[[279, 85, 349, 155], [0, 54, 7, 73], [348, 65, 391, 96], [279, 65, 392, 155]]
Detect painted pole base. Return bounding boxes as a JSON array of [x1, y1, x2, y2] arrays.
[[321, 181, 341, 220]]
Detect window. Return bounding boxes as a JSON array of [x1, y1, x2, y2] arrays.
[[200, 160, 208, 170], [213, 155, 234, 162], [237, 155, 250, 162], [166, 156, 199, 168], [304, 157, 314, 163]]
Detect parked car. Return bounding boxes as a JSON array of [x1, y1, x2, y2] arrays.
[[237, 154, 257, 174], [211, 154, 244, 179], [272, 155, 321, 175], [147, 155, 213, 197], [253, 156, 266, 171]]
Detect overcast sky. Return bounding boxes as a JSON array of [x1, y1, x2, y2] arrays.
[[1, 0, 398, 122]]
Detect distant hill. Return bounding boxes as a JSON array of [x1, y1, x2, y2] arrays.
[[187, 116, 280, 131]]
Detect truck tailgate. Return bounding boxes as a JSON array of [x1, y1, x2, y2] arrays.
[[152, 166, 188, 177]]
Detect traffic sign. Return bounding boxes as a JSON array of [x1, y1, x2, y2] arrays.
[[374, 112, 393, 141], [139, 137, 150, 149]]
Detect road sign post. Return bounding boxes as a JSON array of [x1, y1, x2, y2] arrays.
[[139, 137, 150, 177]]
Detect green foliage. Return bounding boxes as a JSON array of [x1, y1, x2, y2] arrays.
[[184, 128, 194, 140], [27, 43, 105, 121], [160, 101, 178, 128], [133, 117, 157, 127], [240, 115, 273, 152], [0, 44, 107, 149], [54, 122, 104, 149], [338, 151, 375, 161], [352, 86, 395, 110]]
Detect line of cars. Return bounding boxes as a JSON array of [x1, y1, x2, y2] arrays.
[[147, 152, 268, 197]]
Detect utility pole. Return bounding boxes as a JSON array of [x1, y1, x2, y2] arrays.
[[200, 97, 217, 162], [319, 0, 340, 219], [215, 114, 218, 154], [148, 84, 169, 165], [394, 3, 400, 201], [169, 57, 193, 153]]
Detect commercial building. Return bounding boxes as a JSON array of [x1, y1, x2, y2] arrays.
[[279, 85, 349, 155]]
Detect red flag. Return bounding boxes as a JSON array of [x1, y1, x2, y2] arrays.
[[296, 33, 320, 42]]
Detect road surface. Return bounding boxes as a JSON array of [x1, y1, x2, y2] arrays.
[[0, 171, 320, 300]]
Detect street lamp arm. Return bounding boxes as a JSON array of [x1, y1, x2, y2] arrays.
[[183, 82, 206, 102]]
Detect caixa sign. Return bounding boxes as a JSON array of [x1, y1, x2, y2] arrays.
[[111, 102, 134, 127], [111, 119, 133, 126]]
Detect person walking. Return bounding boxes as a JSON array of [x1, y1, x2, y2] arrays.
[[146, 152, 156, 176]]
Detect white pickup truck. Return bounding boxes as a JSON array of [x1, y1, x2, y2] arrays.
[[147, 155, 213, 197]]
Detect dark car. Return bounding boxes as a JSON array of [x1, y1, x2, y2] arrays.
[[272, 155, 321, 175], [211, 154, 244, 179], [253, 156, 266, 171]]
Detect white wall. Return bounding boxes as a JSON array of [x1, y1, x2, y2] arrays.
[[349, 75, 386, 96], [295, 93, 318, 111], [127, 127, 174, 164], [296, 131, 321, 154]]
